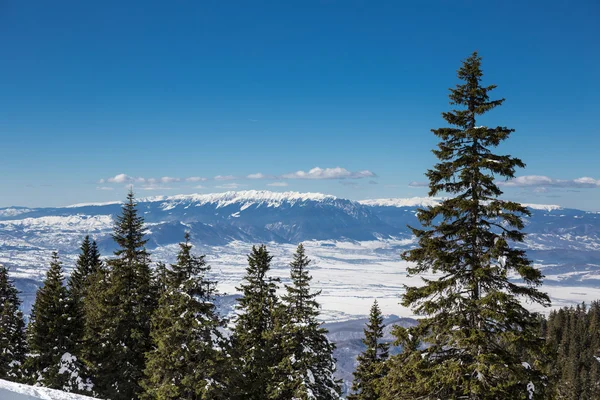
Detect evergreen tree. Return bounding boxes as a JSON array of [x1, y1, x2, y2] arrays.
[[69, 236, 102, 300], [25, 252, 90, 392], [230, 245, 281, 400], [383, 52, 550, 399], [348, 300, 389, 400], [68, 236, 102, 356], [544, 302, 600, 399], [82, 190, 155, 400], [152, 261, 169, 299], [380, 324, 429, 400], [142, 233, 229, 400], [268, 244, 341, 400], [0, 263, 27, 382]]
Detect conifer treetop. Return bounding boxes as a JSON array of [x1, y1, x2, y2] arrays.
[[112, 189, 148, 260], [394, 52, 550, 399]]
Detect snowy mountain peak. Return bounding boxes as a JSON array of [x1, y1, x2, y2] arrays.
[[359, 197, 564, 212], [359, 197, 441, 208], [142, 190, 340, 211], [520, 203, 563, 211]]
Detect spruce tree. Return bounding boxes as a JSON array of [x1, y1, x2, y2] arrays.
[[384, 52, 550, 399], [230, 245, 281, 400], [82, 190, 155, 400], [68, 236, 102, 356], [379, 323, 429, 400], [268, 244, 341, 400], [348, 300, 389, 400], [25, 252, 90, 392], [142, 233, 229, 400], [69, 236, 102, 301], [0, 263, 27, 382]]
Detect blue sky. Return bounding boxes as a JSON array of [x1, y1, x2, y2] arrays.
[[1, 1, 598, 209]]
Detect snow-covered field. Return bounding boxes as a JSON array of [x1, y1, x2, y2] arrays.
[[156, 239, 600, 321], [4, 236, 599, 322], [0, 379, 99, 400]]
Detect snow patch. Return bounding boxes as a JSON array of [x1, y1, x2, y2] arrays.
[[0, 379, 99, 400]]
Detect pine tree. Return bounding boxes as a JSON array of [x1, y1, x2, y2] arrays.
[[230, 245, 281, 400], [348, 300, 389, 400], [0, 263, 27, 382], [383, 52, 550, 399], [380, 324, 429, 400], [25, 252, 90, 392], [142, 233, 229, 400], [82, 190, 156, 400], [268, 244, 341, 400], [69, 236, 102, 302], [152, 261, 169, 299], [68, 236, 102, 356]]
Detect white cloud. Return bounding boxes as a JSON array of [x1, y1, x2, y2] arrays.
[[267, 182, 289, 187], [96, 186, 114, 191], [408, 181, 429, 187], [100, 166, 377, 188], [498, 175, 600, 188], [193, 185, 205, 189], [186, 177, 207, 182], [106, 173, 146, 184], [247, 173, 266, 179], [214, 175, 237, 181], [216, 183, 245, 189], [281, 167, 376, 180]]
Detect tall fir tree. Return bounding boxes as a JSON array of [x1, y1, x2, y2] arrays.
[[268, 244, 340, 400], [230, 245, 281, 400], [142, 233, 229, 400], [382, 52, 550, 399], [68, 236, 102, 356], [348, 300, 389, 400], [0, 263, 27, 382], [69, 235, 102, 302], [82, 190, 156, 400], [25, 252, 90, 393]]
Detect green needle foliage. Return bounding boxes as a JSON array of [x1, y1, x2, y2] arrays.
[[230, 244, 281, 400], [25, 252, 89, 392], [383, 52, 550, 400], [142, 233, 229, 400], [543, 302, 600, 399], [268, 244, 341, 400], [82, 190, 156, 400], [68, 236, 102, 358], [0, 263, 27, 382], [348, 300, 389, 400]]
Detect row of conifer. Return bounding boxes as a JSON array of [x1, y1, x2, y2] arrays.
[[0, 191, 341, 400]]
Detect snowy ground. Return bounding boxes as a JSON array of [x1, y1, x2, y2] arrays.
[[155, 239, 600, 322], [0, 379, 99, 400], [5, 238, 600, 322]]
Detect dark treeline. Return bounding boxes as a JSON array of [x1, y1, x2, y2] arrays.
[[0, 190, 340, 400], [542, 302, 600, 399]]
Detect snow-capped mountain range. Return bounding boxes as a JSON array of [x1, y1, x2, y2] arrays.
[[2, 190, 600, 309], [3, 190, 596, 248]]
